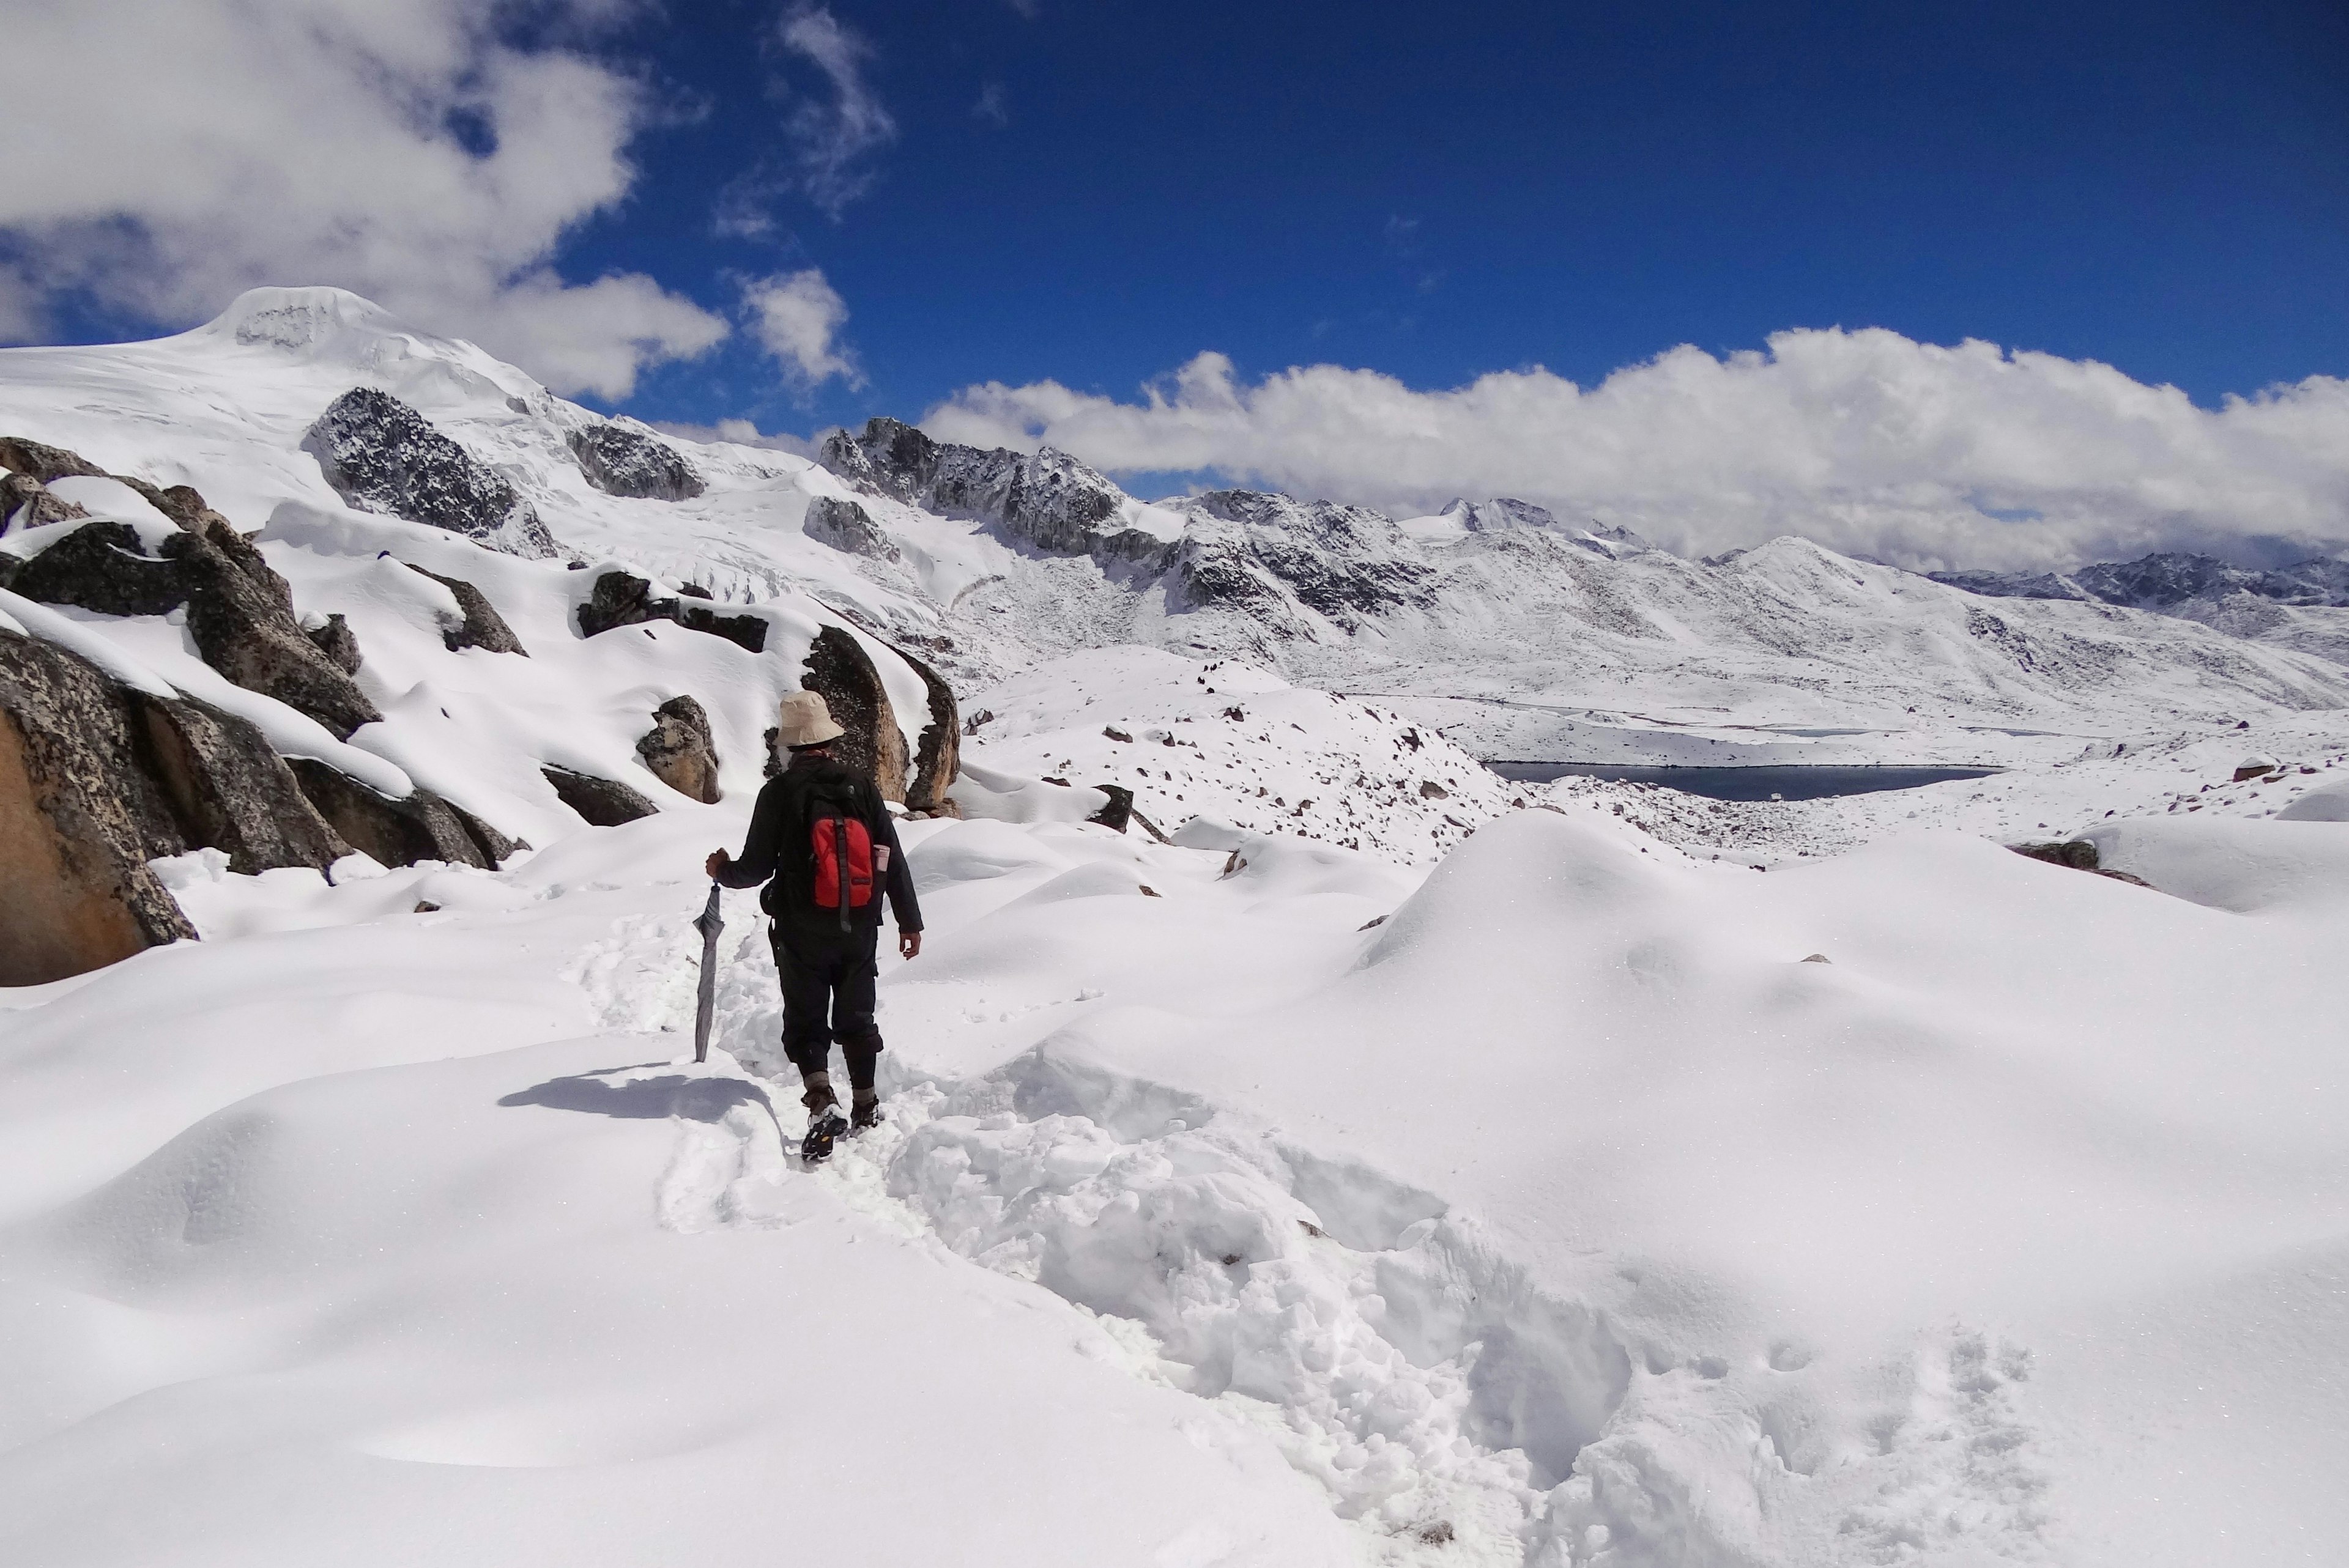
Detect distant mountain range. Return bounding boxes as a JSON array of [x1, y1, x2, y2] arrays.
[[4, 287, 2347, 778]]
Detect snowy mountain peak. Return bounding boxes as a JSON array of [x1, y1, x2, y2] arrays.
[[176, 286, 544, 413], [196, 286, 421, 353]]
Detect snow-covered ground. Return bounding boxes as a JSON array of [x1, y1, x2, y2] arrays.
[[4, 291, 2348, 1566]]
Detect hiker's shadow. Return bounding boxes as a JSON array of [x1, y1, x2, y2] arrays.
[[499, 1067, 779, 1125]]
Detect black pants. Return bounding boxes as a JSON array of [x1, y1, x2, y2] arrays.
[[771, 925, 881, 1093]]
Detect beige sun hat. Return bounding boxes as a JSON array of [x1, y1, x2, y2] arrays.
[[777, 690, 846, 749]]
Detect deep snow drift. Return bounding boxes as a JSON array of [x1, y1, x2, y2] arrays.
[[3, 291, 2348, 1567]]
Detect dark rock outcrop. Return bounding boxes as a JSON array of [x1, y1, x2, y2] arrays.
[[803, 495, 899, 561], [1088, 783, 1135, 834], [820, 418, 1124, 555], [11, 517, 382, 738], [306, 613, 363, 674], [801, 625, 908, 802], [409, 564, 527, 654], [636, 697, 721, 803], [2008, 837, 2154, 888], [289, 759, 515, 868], [304, 387, 557, 559], [542, 766, 658, 827], [569, 423, 705, 501], [889, 642, 959, 814], [576, 571, 765, 653], [0, 631, 201, 983]]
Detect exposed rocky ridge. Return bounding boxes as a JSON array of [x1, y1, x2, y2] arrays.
[[820, 417, 1126, 555], [2, 470, 91, 532], [576, 570, 766, 653], [636, 697, 721, 803], [1173, 489, 1437, 630], [569, 422, 704, 501], [1932, 550, 2349, 610], [305, 387, 557, 558]]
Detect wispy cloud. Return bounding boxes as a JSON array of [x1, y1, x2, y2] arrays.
[[973, 81, 1010, 127], [922, 335, 2349, 572], [741, 267, 861, 395], [778, 5, 897, 220]]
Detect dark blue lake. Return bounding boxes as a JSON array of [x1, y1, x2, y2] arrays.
[[1484, 763, 2003, 802]]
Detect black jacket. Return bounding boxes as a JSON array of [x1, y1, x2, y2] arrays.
[[718, 753, 922, 949]]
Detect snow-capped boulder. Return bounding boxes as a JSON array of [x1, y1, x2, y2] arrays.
[[576, 570, 766, 653], [289, 758, 518, 869], [304, 387, 557, 559], [542, 766, 658, 827], [407, 564, 527, 654], [7, 514, 383, 739], [636, 696, 721, 804], [802, 495, 899, 561], [568, 422, 704, 502], [303, 613, 363, 674]]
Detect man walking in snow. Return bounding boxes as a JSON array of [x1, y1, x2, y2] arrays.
[[706, 691, 923, 1164]]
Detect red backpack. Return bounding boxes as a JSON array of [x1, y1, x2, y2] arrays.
[[811, 810, 875, 928]]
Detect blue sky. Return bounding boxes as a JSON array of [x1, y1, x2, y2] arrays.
[[579, 0, 2349, 433]]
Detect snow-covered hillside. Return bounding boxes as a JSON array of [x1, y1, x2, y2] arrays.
[[4, 290, 2348, 1567]]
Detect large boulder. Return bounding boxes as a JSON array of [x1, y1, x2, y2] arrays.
[[304, 387, 557, 559], [0, 436, 107, 484], [576, 570, 765, 653], [891, 642, 960, 815], [2, 470, 91, 533], [568, 423, 704, 501], [801, 626, 908, 802], [542, 766, 658, 827], [406, 564, 527, 654], [134, 693, 351, 874], [635, 697, 721, 803], [288, 759, 519, 869], [8, 511, 382, 738], [0, 631, 199, 983]]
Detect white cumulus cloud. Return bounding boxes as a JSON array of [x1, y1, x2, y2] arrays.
[[924, 334, 2349, 570], [741, 268, 861, 392], [0, 0, 726, 399]]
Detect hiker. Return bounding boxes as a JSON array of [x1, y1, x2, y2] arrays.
[[706, 691, 923, 1163]]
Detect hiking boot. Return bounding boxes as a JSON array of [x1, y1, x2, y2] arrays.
[[800, 1070, 837, 1116], [849, 1095, 883, 1134], [801, 1111, 848, 1166]]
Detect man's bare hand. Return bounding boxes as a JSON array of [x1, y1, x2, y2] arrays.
[[705, 849, 729, 880], [898, 928, 923, 960]]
